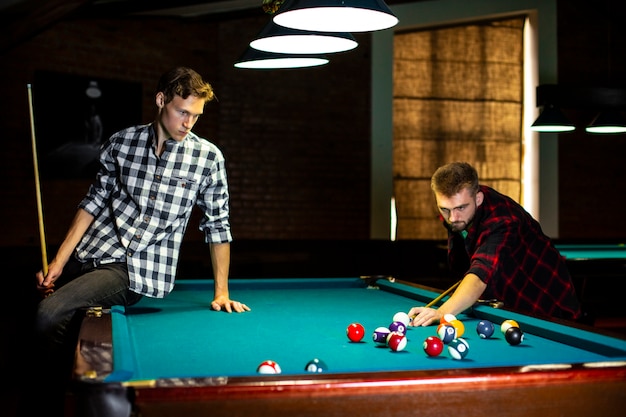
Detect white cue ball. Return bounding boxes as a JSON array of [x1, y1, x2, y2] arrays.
[[393, 311, 411, 327]]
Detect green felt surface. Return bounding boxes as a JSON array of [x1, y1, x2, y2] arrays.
[[107, 278, 626, 383], [555, 243, 626, 260]]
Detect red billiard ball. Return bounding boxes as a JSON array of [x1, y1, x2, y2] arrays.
[[257, 360, 281, 374], [423, 336, 444, 357], [387, 331, 407, 352], [347, 323, 365, 342]]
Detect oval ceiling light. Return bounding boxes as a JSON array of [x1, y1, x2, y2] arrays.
[[250, 21, 358, 54], [585, 111, 626, 134], [273, 0, 398, 33], [234, 47, 329, 69]]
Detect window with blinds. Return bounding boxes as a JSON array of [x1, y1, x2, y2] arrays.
[[392, 17, 525, 239]]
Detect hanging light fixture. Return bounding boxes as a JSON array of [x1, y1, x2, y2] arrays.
[[532, 85, 626, 134], [250, 21, 358, 54], [530, 104, 575, 133], [272, 0, 398, 33], [585, 110, 626, 134], [234, 47, 329, 69]]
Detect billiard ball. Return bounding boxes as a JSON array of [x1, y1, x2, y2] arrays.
[[423, 336, 444, 357], [347, 323, 365, 342], [305, 358, 328, 373], [447, 338, 470, 360], [257, 360, 281, 374], [501, 319, 520, 334], [387, 331, 407, 352], [372, 326, 391, 344], [449, 319, 465, 337], [392, 311, 411, 327], [476, 320, 495, 339], [441, 313, 457, 324], [437, 323, 457, 344], [388, 320, 407, 335], [505, 326, 524, 346]]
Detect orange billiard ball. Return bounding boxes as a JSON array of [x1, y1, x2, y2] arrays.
[[449, 319, 465, 338]]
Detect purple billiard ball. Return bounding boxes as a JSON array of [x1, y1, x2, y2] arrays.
[[388, 321, 406, 335], [373, 326, 391, 344]]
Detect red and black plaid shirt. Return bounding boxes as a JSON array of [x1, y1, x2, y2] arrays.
[[445, 185, 581, 320]]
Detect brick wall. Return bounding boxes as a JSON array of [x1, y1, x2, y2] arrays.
[[1, 1, 626, 253], [0, 13, 372, 249]]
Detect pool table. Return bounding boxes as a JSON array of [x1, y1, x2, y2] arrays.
[[555, 243, 626, 260], [554, 243, 626, 320], [72, 277, 626, 417]]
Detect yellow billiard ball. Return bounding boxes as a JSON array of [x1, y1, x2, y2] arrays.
[[500, 319, 520, 334]]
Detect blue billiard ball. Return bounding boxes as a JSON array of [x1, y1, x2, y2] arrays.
[[437, 323, 457, 344], [476, 320, 495, 339]]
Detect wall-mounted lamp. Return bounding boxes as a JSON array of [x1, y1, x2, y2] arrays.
[[234, 47, 329, 69], [250, 21, 358, 54], [272, 0, 398, 32], [531, 85, 626, 134]]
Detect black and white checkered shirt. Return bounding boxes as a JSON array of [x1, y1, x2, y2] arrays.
[[76, 123, 232, 298]]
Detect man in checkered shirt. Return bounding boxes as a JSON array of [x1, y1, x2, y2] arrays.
[[33, 67, 249, 410]]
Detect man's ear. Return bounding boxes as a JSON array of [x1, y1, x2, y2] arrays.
[[156, 92, 165, 109], [476, 190, 484, 207]]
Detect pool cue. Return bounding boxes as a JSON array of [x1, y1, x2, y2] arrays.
[[27, 83, 49, 276], [425, 280, 461, 308]]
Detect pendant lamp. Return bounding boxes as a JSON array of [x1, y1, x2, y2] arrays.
[[250, 21, 358, 54], [273, 0, 398, 32], [234, 47, 329, 69]]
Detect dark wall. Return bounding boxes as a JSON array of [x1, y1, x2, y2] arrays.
[[1, 1, 625, 250], [557, 0, 626, 239], [0, 12, 371, 251]]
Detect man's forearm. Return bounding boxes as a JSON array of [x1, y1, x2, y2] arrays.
[[54, 208, 95, 266], [210, 242, 231, 297]]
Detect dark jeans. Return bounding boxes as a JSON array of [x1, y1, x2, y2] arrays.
[[23, 258, 142, 417]]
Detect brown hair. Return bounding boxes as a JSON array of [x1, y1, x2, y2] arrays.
[[156, 67, 215, 104], [431, 162, 480, 197]]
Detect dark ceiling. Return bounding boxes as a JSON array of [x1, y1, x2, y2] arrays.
[[0, 0, 270, 52], [0, 0, 419, 52]]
